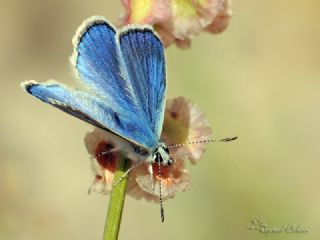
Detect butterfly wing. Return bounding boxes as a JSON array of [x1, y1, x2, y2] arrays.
[[22, 17, 166, 151], [117, 26, 166, 138], [21, 80, 157, 149], [70, 16, 160, 149], [71, 16, 139, 115]]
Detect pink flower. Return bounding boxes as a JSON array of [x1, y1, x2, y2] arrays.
[[85, 130, 119, 193], [120, 0, 171, 26], [205, 0, 231, 34], [119, 0, 232, 48], [85, 97, 212, 200], [132, 158, 191, 201]]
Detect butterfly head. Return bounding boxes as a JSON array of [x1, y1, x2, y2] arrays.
[[153, 144, 174, 166]]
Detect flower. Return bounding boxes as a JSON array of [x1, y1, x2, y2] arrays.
[[85, 97, 212, 200], [132, 158, 191, 201], [205, 0, 231, 34], [119, 0, 232, 48], [85, 129, 119, 193], [161, 96, 212, 165], [120, 0, 171, 26]]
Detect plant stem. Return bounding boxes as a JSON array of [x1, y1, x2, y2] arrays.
[[102, 156, 129, 240]]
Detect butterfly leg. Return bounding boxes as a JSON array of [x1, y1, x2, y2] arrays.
[[87, 177, 105, 195], [91, 148, 119, 159], [113, 161, 143, 186], [148, 164, 155, 193]]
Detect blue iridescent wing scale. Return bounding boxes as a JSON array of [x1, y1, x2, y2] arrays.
[[71, 16, 138, 114], [70, 16, 159, 149], [117, 27, 166, 138], [21, 80, 156, 149], [21, 16, 166, 151]]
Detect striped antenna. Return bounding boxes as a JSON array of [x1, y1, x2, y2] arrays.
[[167, 136, 238, 149], [158, 160, 165, 222]]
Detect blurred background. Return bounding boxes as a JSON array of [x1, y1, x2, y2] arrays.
[[1, 0, 320, 239]]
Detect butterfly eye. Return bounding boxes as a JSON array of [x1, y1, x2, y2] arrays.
[[163, 146, 170, 154], [167, 158, 174, 166]]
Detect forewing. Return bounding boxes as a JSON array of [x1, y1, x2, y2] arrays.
[[118, 27, 166, 138], [71, 16, 137, 113], [21, 80, 157, 149]]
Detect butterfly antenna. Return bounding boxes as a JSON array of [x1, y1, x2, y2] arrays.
[[158, 161, 165, 222], [167, 136, 238, 149]]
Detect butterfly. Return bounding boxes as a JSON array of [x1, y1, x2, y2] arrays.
[[21, 16, 238, 222], [21, 16, 173, 169]]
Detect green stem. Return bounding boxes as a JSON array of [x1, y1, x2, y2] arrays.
[[102, 156, 129, 240]]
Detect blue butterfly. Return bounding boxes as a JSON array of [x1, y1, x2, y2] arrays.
[[21, 16, 173, 167]]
